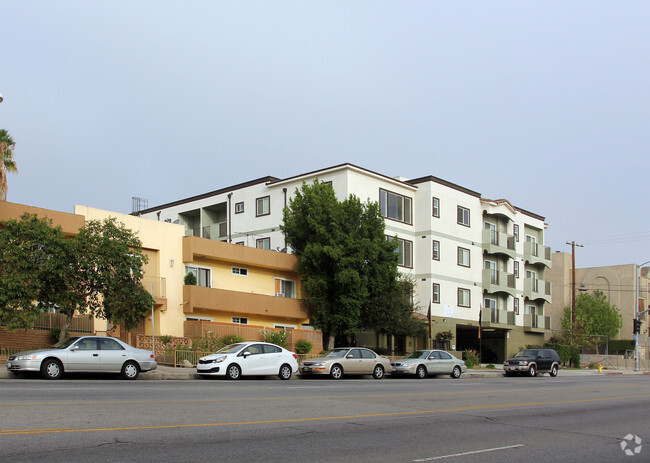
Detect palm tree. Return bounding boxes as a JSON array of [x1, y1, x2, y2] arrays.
[[0, 129, 17, 201]]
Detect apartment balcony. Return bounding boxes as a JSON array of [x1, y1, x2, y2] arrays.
[[524, 278, 552, 303], [142, 276, 167, 311], [183, 285, 309, 321], [482, 269, 516, 296], [482, 308, 515, 329], [524, 314, 552, 333], [524, 242, 552, 268], [202, 222, 228, 240], [482, 229, 516, 259]]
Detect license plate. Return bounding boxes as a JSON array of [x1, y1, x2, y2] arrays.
[[302, 367, 311, 372]]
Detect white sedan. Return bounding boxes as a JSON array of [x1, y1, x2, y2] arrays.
[[197, 342, 299, 380]]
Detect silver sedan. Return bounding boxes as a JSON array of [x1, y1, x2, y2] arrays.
[[300, 347, 391, 379], [6, 336, 157, 380], [391, 349, 467, 379]]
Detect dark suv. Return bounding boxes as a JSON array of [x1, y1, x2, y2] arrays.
[[503, 348, 561, 377]]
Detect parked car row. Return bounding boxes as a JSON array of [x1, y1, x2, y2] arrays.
[[6, 337, 561, 380]]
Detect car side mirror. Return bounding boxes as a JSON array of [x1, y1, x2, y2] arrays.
[[242, 351, 251, 358], [346, 354, 354, 358], [70, 345, 79, 351]]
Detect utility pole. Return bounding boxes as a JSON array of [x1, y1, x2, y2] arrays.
[[566, 241, 584, 327]]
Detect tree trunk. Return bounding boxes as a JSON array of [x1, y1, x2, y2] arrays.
[[326, 335, 335, 350], [58, 312, 73, 343]]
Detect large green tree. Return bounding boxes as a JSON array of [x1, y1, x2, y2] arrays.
[[0, 129, 18, 201], [0, 214, 154, 341], [560, 290, 623, 349], [282, 180, 420, 349]]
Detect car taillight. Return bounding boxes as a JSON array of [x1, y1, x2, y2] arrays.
[[150, 354, 154, 358], [293, 354, 297, 359]]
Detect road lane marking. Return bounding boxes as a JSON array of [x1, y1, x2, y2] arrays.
[[413, 444, 524, 461], [0, 384, 637, 406], [0, 394, 648, 437]]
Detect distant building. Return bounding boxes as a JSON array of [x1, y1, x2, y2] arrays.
[[138, 163, 553, 361], [546, 252, 649, 358]]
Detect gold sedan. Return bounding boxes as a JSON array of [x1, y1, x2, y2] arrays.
[[300, 347, 391, 379]]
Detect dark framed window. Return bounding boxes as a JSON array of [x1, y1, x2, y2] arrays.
[[513, 224, 520, 242], [433, 283, 440, 304], [235, 202, 244, 214], [256, 196, 270, 217], [232, 317, 248, 325], [379, 188, 412, 224], [433, 240, 440, 261], [457, 206, 470, 227], [457, 247, 470, 267], [256, 237, 270, 250], [458, 288, 471, 308], [432, 197, 440, 218], [514, 297, 520, 315], [387, 235, 413, 268], [514, 261, 520, 279]]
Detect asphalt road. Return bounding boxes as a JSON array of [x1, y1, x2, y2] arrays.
[[0, 375, 648, 463]]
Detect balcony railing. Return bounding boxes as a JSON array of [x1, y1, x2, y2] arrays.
[[202, 222, 228, 240], [142, 276, 166, 300], [524, 242, 552, 268], [482, 269, 516, 296], [482, 229, 516, 259], [524, 278, 552, 303], [524, 314, 551, 331]]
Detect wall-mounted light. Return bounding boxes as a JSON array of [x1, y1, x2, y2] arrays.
[[170, 258, 175, 267]]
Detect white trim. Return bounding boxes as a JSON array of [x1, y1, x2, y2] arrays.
[[185, 315, 213, 322]]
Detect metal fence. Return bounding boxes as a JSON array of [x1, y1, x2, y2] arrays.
[[31, 313, 94, 333]]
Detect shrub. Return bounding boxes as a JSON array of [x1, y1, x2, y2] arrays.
[[543, 342, 580, 367], [608, 339, 634, 353], [262, 329, 289, 348], [184, 272, 197, 285], [158, 335, 173, 345], [294, 339, 313, 354], [486, 363, 496, 369], [50, 327, 69, 345], [463, 349, 480, 368]]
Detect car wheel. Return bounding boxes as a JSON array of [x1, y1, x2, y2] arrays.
[[330, 364, 343, 379], [416, 365, 427, 379], [121, 361, 140, 380], [41, 359, 63, 380], [451, 366, 462, 379], [549, 364, 558, 377], [226, 364, 241, 380], [372, 365, 385, 380], [528, 365, 537, 377], [278, 364, 292, 380]]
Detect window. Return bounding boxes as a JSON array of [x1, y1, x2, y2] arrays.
[[256, 196, 270, 217], [433, 283, 440, 304], [457, 247, 470, 267], [458, 288, 471, 308], [379, 189, 412, 224], [75, 338, 98, 350], [185, 265, 211, 287], [235, 202, 244, 214], [514, 297, 520, 315], [256, 237, 270, 250], [432, 197, 440, 218], [232, 267, 248, 276], [274, 324, 296, 330], [513, 224, 519, 242], [99, 338, 124, 350], [485, 297, 497, 321], [232, 317, 248, 325], [432, 240, 440, 261], [514, 261, 519, 278], [186, 315, 213, 321], [235, 241, 244, 246], [274, 278, 296, 298], [388, 236, 413, 268], [457, 206, 470, 227]]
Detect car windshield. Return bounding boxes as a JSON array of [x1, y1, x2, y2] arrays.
[[216, 343, 247, 354], [514, 350, 536, 358], [403, 351, 429, 359], [323, 349, 349, 359], [55, 337, 80, 349]]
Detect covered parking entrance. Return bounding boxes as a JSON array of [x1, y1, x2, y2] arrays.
[[455, 326, 508, 364]]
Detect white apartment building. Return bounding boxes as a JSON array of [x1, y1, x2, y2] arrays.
[[139, 163, 552, 361]]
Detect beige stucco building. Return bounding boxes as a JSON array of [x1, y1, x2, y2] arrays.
[[546, 252, 649, 358]]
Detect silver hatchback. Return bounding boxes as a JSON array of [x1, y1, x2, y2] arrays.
[[6, 336, 157, 380]]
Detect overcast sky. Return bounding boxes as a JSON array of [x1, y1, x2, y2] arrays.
[[2, 2, 649, 269]]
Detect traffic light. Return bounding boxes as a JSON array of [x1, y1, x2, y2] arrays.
[[633, 319, 641, 334]]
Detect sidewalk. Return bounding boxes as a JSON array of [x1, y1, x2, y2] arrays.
[[2, 364, 649, 380]]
